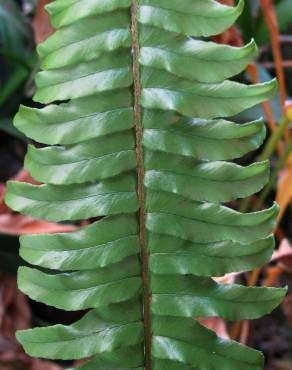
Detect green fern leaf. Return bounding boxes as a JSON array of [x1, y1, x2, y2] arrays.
[[5, 1, 287, 369]]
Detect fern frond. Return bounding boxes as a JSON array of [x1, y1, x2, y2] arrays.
[[5, 1, 287, 369]]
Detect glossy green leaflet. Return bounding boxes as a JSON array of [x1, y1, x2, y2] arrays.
[[5, 0, 287, 369]]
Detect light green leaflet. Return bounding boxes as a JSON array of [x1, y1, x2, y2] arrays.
[[5, 1, 286, 369]]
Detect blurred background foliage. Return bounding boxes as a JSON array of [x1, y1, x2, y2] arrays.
[[0, 0, 292, 369]]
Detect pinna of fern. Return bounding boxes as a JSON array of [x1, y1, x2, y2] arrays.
[[4, 0, 287, 369]]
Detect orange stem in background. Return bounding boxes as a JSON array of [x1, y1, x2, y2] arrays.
[[260, 0, 289, 141], [247, 268, 262, 287], [215, 0, 243, 47], [230, 267, 262, 340], [276, 227, 285, 240], [230, 321, 241, 341], [239, 321, 250, 345], [33, 0, 54, 44], [263, 266, 285, 287]]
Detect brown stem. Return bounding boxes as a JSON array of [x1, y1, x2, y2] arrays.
[[131, 2, 151, 369]]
